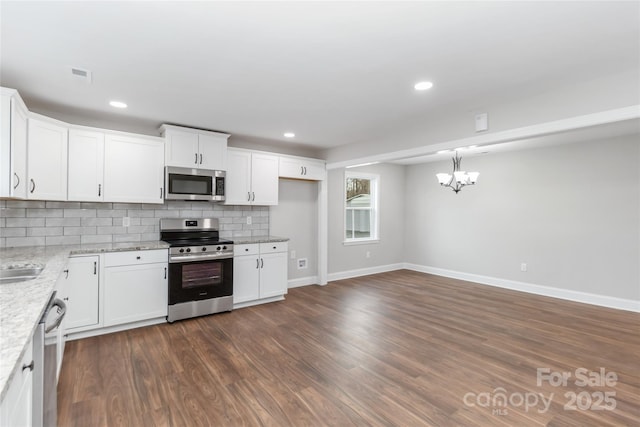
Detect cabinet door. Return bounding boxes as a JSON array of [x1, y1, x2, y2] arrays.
[[198, 133, 227, 171], [165, 128, 199, 168], [233, 254, 260, 303], [10, 98, 28, 198], [259, 251, 288, 299], [225, 149, 252, 205], [104, 263, 168, 327], [27, 118, 68, 200], [68, 129, 104, 202], [104, 134, 164, 204], [301, 160, 326, 181], [59, 256, 100, 330], [0, 337, 33, 427], [278, 157, 306, 179], [251, 153, 279, 205]]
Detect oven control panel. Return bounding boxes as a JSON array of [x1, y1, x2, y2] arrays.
[[169, 244, 234, 262]]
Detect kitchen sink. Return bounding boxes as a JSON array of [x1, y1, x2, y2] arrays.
[[0, 265, 44, 284]]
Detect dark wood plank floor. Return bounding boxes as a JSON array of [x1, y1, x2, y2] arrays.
[[57, 270, 640, 426]]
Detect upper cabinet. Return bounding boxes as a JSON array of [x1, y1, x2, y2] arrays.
[[225, 148, 279, 206], [0, 88, 28, 199], [104, 133, 164, 204], [161, 124, 229, 171], [27, 115, 68, 201], [279, 155, 326, 181], [68, 128, 105, 202]]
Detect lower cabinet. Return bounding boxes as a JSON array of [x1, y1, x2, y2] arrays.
[[103, 250, 168, 327], [58, 255, 99, 331], [0, 336, 33, 427], [234, 242, 288, 306]]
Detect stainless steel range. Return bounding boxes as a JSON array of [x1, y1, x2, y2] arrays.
[[160, 218, 233, 322]]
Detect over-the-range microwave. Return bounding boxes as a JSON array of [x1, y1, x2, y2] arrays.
[[165, 166, 225, 202]]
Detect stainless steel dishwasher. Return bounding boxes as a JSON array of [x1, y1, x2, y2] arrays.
[[32, 292, 66, 427]]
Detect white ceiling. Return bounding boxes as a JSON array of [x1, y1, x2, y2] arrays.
[[1, 1, 638, 151]]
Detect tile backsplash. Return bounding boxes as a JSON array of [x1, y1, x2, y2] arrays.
[[0, 200, 269, 248]]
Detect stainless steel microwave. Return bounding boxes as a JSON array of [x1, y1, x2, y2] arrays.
[[165, 167, 225, 201]]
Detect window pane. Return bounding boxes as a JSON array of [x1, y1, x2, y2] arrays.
[[346, 208, 371, 239], [346, 178, 371, 208]]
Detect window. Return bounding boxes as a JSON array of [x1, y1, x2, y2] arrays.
[[344, 172, 378, 243]]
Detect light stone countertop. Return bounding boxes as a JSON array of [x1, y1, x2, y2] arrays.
[[231, 236, 289, 245], [0, 241, 169, 402]]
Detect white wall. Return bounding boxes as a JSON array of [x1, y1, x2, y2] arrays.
[[327, 163, 405, 277], [270, 179, 319, 284], [403, 136, 640, 302]]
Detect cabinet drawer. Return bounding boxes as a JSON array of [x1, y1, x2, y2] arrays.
[[104, 249, 168, 267], [259, 241, 288, 254], [234, 244, 259, 256]]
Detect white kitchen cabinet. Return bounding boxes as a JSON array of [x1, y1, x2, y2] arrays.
[[0, 335, 33, 427], [103, 250, 168, 327], [279, 155, 326, 181], [161, 124, 229, 170], [225, 148, 279, 206], [58, 255, 100, 331], [103, 133, 164, 204], [0, 88, 28, 199], [67, 129, 105, 202], [233, 242, 288, 306], [27, 116, 68, 201]]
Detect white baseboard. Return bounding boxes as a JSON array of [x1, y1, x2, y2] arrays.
[[288, 275, 319, 288], [328, 263, 404, 282], [404, 263, 640, 313], [65, 317, 167, 341]]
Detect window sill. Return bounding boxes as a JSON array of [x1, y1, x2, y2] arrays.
[[343, 239, 380, 246]]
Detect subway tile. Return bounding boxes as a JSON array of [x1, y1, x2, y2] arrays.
[[139, 233, 159, 241], [81, 202, 113, 210], [140, 217, 159, 226], [27, 227, 63, 237], [233, 230, 252, 238], [253, 216, 268, 224], [128, 209, 155, 218], [27, 208, 63, 218], [0, 227, 26, 237], [166, 201, 192, 209], [112, 203, 142, 210], [200, 210, 222, 218], [0, 237, 5, 247], [6, 217, 45, 227], [46, 235, 81, 246], [6, 236, 45, 247], [155, 210, 180, 218], [0, 217, 4, 227], [46, 217, 80, 227], [251, 229, 268, 237], [180, 210, 203, 218], [64, 226, 97, 236], [97, 209, 126, 218], [46, 201, 81, 209], [2, 208, 26, 218], [64, 209, 97, 218], [6, 200, 45, 208], [233, 217, 246, 224], [81, 217, 113, 227], [81, 234, 113, 244], [97, 226, 127, 235], [0, 201, 5, 208], [126, 225, 156, 234], [114, 234, 140, 243], [219, 231, 232, 239], [141, 203, 162, 210], [217, 217, 233, 224], [223, 210, 242, 217]]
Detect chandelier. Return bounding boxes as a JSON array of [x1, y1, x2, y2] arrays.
[[436, 151, 479, 194]]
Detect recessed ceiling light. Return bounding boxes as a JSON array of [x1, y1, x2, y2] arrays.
[[284, 132, 295, 138], [437, 150, 451, 154], [109, 100, 127, 109], [414, 81, 433, 91]]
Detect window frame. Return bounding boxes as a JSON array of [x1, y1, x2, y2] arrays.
[[343, 171, 379, 244]]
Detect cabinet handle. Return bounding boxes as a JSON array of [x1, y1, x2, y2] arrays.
[[63, 297, 69, 301], [252, 192, 255, 201], [98, 184, 102, 197], [301, 166, 304, 175], [160, 187, 163, 199], [273, 246, 276, 250], [30, 178, 35, 193], [256, 258, 259, 269], [22, 361, 34, 372], [136, 256, 141, 260], [247, 192, 251, 202], [245, 248, 249, 251], [63, 269, 69, 279], [195, 153, 198, 164], [13, 173, 19, 190], [200, 153, 203, 164], [93, 262, 97, 275], [164, 267, 167, 279], [260, 258, 264, 268]]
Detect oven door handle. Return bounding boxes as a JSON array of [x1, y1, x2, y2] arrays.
[[169, 254, 233, 263], [183, 275, 221, 282]]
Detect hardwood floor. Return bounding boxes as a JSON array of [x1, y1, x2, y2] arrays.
[[57, 270, 640, 426]]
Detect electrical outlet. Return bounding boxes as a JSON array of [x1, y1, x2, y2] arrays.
[[122, 217, 130, 227], [366, 251, 371, 258], [246, 216, 252, 225], [290, 250, 296, 260], [297, 258, 308, 269], [520, 263, 527, 272]]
